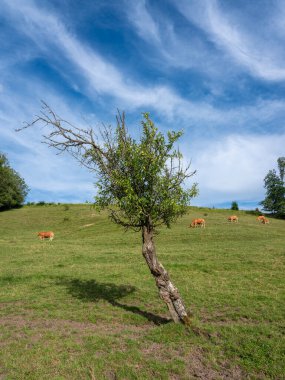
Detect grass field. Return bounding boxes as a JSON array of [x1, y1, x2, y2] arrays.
[[0, 204, 284, 379]]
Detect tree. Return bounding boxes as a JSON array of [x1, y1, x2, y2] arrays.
[[19, 103, 198, 324], [0, 153, 29, 211], [260, 168, 285, 216], [277, 157, 285, 182], [231, 201, 239, 211]]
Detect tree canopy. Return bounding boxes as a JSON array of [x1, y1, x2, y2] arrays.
[[260, 158, 285, 217], [0, 153, 29, 211], [93, 112, 198, 230], [231, 201, 239, 211]]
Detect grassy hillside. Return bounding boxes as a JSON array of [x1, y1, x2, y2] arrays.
[[0, 205, 284, 379]]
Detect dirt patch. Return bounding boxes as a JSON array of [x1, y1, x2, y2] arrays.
[[0, 314, 154, 346], [186, 347, 246, 380], [141, 342, 247, 379], [199, 308, 261, 326]]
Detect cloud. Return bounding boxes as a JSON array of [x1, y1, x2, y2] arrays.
[[1, 0, 284, 208], [0, 77, 100, 204], [175, 0, 285, 81], [1, 0, 186, 116], [187, 133, 285, 207], [125, 0, 221, 76], [3, 0, 285, 126], [125, 0, 161, 44], [1, 56, 285, 207]]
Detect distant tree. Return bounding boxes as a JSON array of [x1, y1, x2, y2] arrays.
[[260, 166, 285, 217], [277, 157, 285, 182], [18, 104, 198, 324], [36, 201, 46, 206], [231, 201, 239, 211], [0, 153, 29, 211]]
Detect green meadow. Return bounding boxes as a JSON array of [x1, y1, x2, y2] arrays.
[[0, 204, 284, 379]]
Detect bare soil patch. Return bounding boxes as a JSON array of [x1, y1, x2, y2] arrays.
[[0, 314, 155, 348], [186, 347, 246, 380]]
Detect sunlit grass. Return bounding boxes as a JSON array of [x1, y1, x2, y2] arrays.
[[0, 204, 284, 379]]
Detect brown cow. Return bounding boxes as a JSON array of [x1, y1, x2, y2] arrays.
[[189, 218, 206, 228], [257, 215, 266, 222], [261, 218, 269, 224], [37, 231, 54, 241], [228, 215, 238, 223]]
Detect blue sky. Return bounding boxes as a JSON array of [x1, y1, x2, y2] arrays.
[[1, 0, 285, 209]]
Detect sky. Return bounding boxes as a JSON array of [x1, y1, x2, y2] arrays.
[[1, 0, 285, 209]]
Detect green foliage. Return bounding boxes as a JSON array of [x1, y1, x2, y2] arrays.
[[231, 201, 239, 210], [93, 113, 197, 229], [0, 152, 29, 211], [277, 157, 285, 182], [260, 165, 285, 217]]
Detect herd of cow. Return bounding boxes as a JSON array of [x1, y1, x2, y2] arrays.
[[188, 214, 269, 228], [36, 215, 270, 240]]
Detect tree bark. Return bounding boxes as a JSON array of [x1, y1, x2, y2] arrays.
[[142, 225, 191, 325]]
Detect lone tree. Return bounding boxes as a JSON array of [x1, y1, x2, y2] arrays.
[[260, 157, 285, 217], [231, 201, 239, 211], [0, 153, 29, 211], [18, 103, 198, 324]]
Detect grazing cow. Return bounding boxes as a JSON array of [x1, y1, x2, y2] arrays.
[[37, 231, 54, 241], [228, 215, 238, 223], [257, 215, 266, 222], [189, 218, 206, 228], [261, 218, 269, 224]]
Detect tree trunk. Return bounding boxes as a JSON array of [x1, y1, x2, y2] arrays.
[[142, 225, 191, 325]]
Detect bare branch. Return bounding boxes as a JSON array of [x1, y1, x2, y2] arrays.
[[16, 101, 109, 172]]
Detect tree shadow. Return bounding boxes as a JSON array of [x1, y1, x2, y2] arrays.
[[58, 278, 171, 325]]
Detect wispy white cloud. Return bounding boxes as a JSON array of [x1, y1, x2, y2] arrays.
[[187, 133, 285, 207], [1, 0, 184, 116], [125, 0, 161, 44], [3, 0, 285, 125], [0, 77, 100, 203], [125, 0, 221, 75], [1, 0, 284, 207], [175, 0, 285, 81]]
